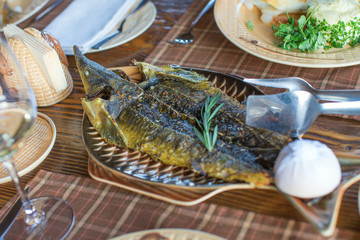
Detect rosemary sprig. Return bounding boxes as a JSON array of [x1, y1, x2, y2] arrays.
[[194, 92, 224, 152]]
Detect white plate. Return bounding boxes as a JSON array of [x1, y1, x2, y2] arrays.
[[88, 1, 157, 53], [214, 0, 360, 68], [0, 112, 56, 184], [110, 228, 226, 240], [0, 0, 50, 30]]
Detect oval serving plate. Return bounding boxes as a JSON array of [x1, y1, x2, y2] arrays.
[[214, 0, 360, 68], [82, 66, 360, 237]]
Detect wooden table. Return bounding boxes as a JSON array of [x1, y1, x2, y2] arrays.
[[1, 0, 359, 234], [0, 0, 194, 207]]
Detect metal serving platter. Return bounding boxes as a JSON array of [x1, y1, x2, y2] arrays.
[[81, 66, 360, 237]]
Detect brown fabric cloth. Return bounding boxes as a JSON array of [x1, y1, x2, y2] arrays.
[[0, 170, 359, 240], [144, 0, 360, 121]]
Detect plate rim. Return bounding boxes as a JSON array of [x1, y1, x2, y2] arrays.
[[0, 0, 50, 31], [0, 112, 56, 184], [213, 0, 360, 68], [109, 228, 227, 240]]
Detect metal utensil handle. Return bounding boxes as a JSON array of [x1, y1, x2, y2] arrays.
[[35, 0, 64, 21], [187, 0, 216, 32], [118, 0, 150, 32], [0, 186, 30, 237], [92, 0, 150, 49], [316, 89, 360, 101], [243, 77, 309, 90], [320, 101, 360, 115]]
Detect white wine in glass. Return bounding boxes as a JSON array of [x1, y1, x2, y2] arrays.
[[0, 36, 74, 239]]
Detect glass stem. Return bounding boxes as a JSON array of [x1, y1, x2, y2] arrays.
[[2, 159, 43, 226]]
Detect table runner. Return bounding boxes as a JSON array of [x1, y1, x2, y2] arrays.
[[144, 0, 360, 121], [0, 170, 359, 239]]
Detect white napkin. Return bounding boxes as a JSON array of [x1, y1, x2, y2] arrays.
[[44, 0, 135, 55]]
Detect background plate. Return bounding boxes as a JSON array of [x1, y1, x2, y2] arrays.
[[214, 0, 360, 68], [88, 1, 157, 53], [0, 0, 49, 30], [0, 112, 56, 184], [110, 228, 226, 240]]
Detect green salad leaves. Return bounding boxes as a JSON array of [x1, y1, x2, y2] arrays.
[[272, 13, 360, 52]]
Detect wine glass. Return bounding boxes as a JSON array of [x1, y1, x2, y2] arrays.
[[0, 37, 74, 239]]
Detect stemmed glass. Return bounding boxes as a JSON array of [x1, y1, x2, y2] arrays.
[[0, 36, 74, 239]]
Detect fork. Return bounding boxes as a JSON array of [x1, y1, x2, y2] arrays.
[[243, 77, 360, 101], [170, 0, 216, 44]]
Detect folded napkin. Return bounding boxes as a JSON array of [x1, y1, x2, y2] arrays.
[[43, 0, 135, 55]]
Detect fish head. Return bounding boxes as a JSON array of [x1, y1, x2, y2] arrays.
[[74, 46, 142, 99]]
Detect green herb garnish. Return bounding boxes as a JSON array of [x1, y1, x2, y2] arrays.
[[272, 13, 325, 52], [247, 20, 254, 31], [194, 92, 224, 152], [272, 13, 360, 52]]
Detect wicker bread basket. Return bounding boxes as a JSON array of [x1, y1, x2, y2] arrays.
[[6, 27, 73, 107]]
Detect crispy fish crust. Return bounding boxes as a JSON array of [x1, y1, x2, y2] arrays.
[[135, 61, 290, 169], [75, 47, 289, 186]]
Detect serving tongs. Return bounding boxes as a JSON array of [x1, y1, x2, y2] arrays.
[[244, 77, 360, 137], [244, 77, 360, 101]]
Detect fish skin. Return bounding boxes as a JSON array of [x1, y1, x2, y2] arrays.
[[135, 62, 290, 169], [74, 46, 143, 119], [133, 60, 208, 89], [82, 98, 129, 147], [82, 92, 270, 185], [75, 47, 278, 185]]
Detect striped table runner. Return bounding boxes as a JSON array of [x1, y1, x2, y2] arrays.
[[0, 170, 359, 239]]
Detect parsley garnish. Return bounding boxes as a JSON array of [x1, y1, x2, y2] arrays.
[[272, 13, 360, 52], [194, 92, 224, 152], [247, 20, 254, 31]]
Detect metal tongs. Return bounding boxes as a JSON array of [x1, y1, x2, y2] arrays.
[[244, 77, 360, 137]]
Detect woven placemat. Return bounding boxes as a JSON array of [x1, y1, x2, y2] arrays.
[[0, 170, 359, 239]]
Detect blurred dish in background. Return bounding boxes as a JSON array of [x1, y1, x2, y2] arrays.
[[214, 0, 360, 68], [88, 1, 157, 53], [43, 0, 156, 54], [110, 228, 226, 240], [0, 0, 49, 29]]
